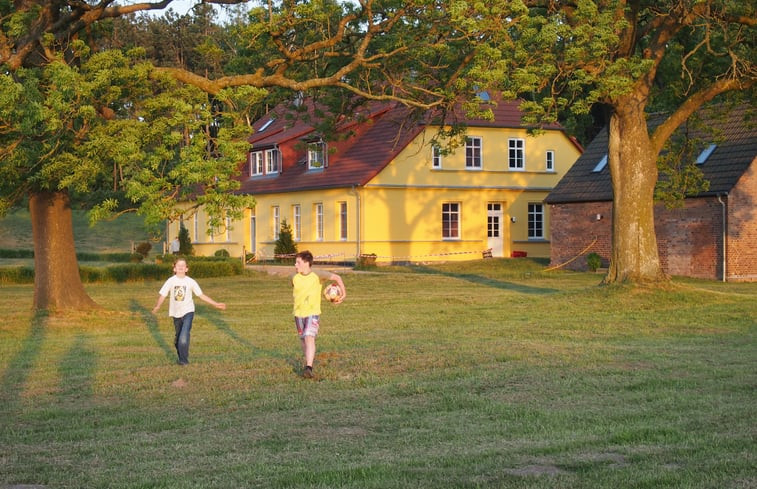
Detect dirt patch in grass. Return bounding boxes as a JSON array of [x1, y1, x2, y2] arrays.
[[505, 464, 565, 477]]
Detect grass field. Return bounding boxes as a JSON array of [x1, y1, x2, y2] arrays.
[[0, 260, 755, 488], [0, 208, 160, 254]]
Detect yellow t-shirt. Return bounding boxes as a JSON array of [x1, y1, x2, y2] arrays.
[[292, 271, 323, 317]]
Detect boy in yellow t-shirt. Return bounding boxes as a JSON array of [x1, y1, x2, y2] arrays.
[[292, 250, 346, 378]]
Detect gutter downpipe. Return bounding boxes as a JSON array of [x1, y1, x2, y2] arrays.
[[717, 193, 727, 282], [349, 185, 361, 261]]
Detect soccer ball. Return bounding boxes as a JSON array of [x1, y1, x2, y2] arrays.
[[323, 282, 341, 302]]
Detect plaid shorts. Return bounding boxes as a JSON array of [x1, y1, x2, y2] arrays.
[[294, 315, 320, 338]]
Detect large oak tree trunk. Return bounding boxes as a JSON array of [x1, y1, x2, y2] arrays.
[[30, 190, 99, 311], [604, 105, 668, 284]]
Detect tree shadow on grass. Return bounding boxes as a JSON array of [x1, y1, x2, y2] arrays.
[[58, 333, 96, 401], [128, 299, 174, 364], [202, 307, 301, 373], [0, 310, 47, 411], [407, 265, 558, 295]]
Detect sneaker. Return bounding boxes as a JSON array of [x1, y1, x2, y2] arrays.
[[303, 366, 314, 379]]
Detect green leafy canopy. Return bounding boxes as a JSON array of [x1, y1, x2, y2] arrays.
[[0, 47, 260, 230]]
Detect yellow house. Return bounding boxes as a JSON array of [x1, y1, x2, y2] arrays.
[[170, 95, 582, 264]]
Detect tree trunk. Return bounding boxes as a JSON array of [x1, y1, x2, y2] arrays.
[[604, 105, 668, 284], [30, 190, 100, 311]]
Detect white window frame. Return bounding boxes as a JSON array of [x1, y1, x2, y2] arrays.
[[339, 201, 348, 241], [249, 151, 264, 176], [314, 203, 324, 241], [266, 148, 280, 174], [528, 203, 544, 240], [272, 205, 280, 240], [546, 150, 555, 172], [509, 138, 525, 170], [308, 141, 326, 170], [193, 213, 199, 242], [465, 137, 482, 169], [442, 202, 461, 240], [292, 204, 301, 241], [432, 145, 442, 169], [226, 217, 232, 242]]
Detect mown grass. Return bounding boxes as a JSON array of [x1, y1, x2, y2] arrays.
[[0, 208, 158, 254], [0, 260, 755, 488]]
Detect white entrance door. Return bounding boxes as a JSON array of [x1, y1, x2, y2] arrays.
[[487, 203, 504, 257]]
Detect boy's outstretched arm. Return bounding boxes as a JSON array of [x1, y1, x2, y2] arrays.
[[151, 295, 166, 314], [199, 294, 226, 310]]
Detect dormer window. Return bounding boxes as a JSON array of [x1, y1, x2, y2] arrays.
[[308, 141, 326, 170], [249, 147, 280, 176], [249, 151, 264, 176], [266, 148, 280, 174]]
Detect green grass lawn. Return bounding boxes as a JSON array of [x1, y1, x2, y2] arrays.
[[0, 260, 755, 488], [0, 208, 160, 254]]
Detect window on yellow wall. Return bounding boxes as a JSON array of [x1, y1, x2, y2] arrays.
[[193, 213, 199, 242], [465, 137, 482, 169], [528, 203, 544, 239], [442, 202, 460, 239], [272, 205, 280, 240], [509, 138, 525, 170], [339, 202, 347, 240], [546, 150, 555, 171], [315, 203, 324, 241], [293, 204, 301, 241], [432, 145, 442, 168]]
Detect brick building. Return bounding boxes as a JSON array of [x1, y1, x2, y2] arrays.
[[546, 105, 756, 282]]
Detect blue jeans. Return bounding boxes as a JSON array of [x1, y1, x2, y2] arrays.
[[172, 312, 194, 365]]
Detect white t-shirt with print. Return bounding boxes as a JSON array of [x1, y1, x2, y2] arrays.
[[158, 275, 203, 318]]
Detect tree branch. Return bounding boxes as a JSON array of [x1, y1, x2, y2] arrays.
[[650, 77, 755, 153]]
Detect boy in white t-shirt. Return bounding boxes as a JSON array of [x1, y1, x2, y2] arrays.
[[152, 258, 226, 365]]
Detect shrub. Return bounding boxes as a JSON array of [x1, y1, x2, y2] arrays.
[[274, 219, 297, 263], [586, 252, 602, 272], [129, 253, 144, 263], [0, 266, 35, 284], [0, 259, 244, 284], [214, 249, 230, 258], [178, 225, 194, 256], [76, 252, 133, 262], [355, 253, 377, 269], [0, 249, 34, 259], [135, 241, 152, 257]]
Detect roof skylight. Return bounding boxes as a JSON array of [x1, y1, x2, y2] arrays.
[[592, 154, 608, 172], [696, 144, 717, 164], [258, 118, 275, 132]]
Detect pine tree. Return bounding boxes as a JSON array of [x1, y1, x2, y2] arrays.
[[274, 219, 297, 263], [178, 224, 194, 256]]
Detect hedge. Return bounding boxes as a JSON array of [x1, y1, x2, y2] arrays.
[[0, 249, 133, 262], [0, 259, 243, 284]]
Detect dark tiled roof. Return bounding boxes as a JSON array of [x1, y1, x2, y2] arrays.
[[546, 104, 756, 204], [238, 94, 571, 195]]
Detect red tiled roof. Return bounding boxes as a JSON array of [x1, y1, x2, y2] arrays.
[[237, 94, 571, 195]]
